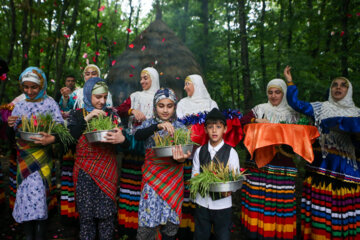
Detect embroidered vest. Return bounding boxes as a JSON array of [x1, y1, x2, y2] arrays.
[[199, 143, 232, 171]]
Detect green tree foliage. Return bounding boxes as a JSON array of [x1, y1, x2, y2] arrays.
[[0, 0, 359, 110]]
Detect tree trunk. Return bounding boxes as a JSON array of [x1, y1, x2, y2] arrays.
[[34, 0, 41, 67], [200, 0, 209, 74], [134, 2, 141, 36], [276, 0, 284, 77], [259, 0, 267, 92], [238, 0, 252, 112], [0, 0, 17, 103], [55, 0, 79, 96], [226, 2, 234, 108], [21, 0, 33, 71], [340, 0, 349, 77], [125, 0, 133, 47], [45, 6, 55, 79], [287, 0, 293, 52], [95, 0, 101, 62], [180, 0, 189, 43]]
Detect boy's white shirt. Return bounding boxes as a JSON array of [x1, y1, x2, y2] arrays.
[[191, 140, 240, 210]]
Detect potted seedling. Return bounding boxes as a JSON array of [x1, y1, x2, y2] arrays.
[[84, 114, 121, 143]]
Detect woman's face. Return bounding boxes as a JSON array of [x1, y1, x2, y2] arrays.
[[23, 81, 40, 100], [267, 87, 284, 106], [331, 78, 348, 101], [156, 98, 175, 121], [84, 67, 99, 82], [91, 93, 108, 110], [140, 72, 152, 91], [184, 80, 195, 97]]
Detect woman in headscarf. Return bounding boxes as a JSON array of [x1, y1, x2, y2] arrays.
[[240, 77, 300, 240], [285, 66, 360, 240], [68, 77, 128, 240], [134, 88, 191, 240], [176, 74, 218, 236], [7, 67, 64, 240], [59, 64, 112, 220], [115, 67, 160, 235], [177, 74, 218, 119], [72, 64, 113, 109]]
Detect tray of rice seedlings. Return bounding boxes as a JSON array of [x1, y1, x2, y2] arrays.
[[20, 113, 75, 151], [190, 157, 247, 199], [152, 128, 197, 157], [84, 114, 120, 143]]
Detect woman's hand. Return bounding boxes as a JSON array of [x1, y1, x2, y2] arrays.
[[31, 132, 55, 146], [102, 127, 125, 144], [255, 118, 270, 123], [84, 109, 106, 122], [157, 122, 175, 136], [8, 116, 18, 127], [131, 109, 146, 122], [172, 145, 192, 163], [283, 65, 293, 83]]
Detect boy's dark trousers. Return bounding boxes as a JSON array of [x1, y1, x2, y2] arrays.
[[194, 204, 232, 240]]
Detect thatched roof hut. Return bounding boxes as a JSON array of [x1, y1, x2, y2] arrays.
[[107, 19, 202, 104]]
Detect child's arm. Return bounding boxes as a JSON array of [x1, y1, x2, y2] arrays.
[[229, 148, 240, 172], [191, 148, 201, 178], [134, 124, 159, 141]]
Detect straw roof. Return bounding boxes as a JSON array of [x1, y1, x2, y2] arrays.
[[107, 19, 202, 103]]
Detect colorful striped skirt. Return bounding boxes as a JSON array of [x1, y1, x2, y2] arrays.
[[178, 159, 195, 238], [8, 148, 17, 210], [118, 153, 144, 232], [60, 150, 78, 218], [241, 157, 297, 240], [301, 172, 360, 240], [0, 161, 4, 205]]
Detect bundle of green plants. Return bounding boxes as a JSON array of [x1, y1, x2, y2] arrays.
[[21, 113, 75, 150], [85, 114, 119, 133], [279, 116, 310, 125], [189, 158, 246, 199], [153, 128, 195, 147]]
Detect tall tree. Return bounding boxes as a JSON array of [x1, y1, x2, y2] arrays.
[[225, 1, 234, 108], [340, 0, 349, 77], [276, 0, 284, 77], [126, 0, 134, 47], [21, 0, 34, 71], [238, 0, 252, 111], [200, 0, 209, 74], [259, 0, 267, 92]]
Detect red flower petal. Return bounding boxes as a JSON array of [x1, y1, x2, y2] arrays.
[[113, 41, 117, 45], [92, 56, 96, 63], [129, 74, 134, 77], [24, 54, 28, 58], [0, 73, 7, 81], [73, 96, 77, 100], [97, 22, 103, 28], [112, 60, 116, 66], [347, 14, 352, 18], [127, 28, 132, 33], [82, 53, 88, 58], [176, 77, 180, 80], [98, 6, 105, 12], [41, 65, 45, 69], [129, 44, 134, 48], [64, 34, 70, 39], [86, 43, 91, 47], [141, 45, 146, 51], [40, 48, 44, 53], [162, 38, 165, 42], [131, 65, 135, 69], [357, 13, 360, 16], [95, 51, 100, 56], [340, 31, 345, 37], [144, 193, 148, 199]]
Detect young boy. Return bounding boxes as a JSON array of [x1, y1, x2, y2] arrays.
[[191, 108, 240, 240]]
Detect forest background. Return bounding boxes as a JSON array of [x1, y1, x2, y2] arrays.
[[0, 0, 359, 112]]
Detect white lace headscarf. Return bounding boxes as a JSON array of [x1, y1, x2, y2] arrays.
[[177, 74, 218, 118], [252, 78, 299, 123], [130, 67, 160, 120]]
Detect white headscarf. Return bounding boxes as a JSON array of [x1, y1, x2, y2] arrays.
[[177, 74, 218, 118], [252, 78, 299, 123], [130, 67, 160, 120], [83, 64, 101, 78], [312, 78, 360, 122]]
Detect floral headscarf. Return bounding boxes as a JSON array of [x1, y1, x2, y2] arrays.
[[19, 67, 47, 102], [153, 88, 177, 122]]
